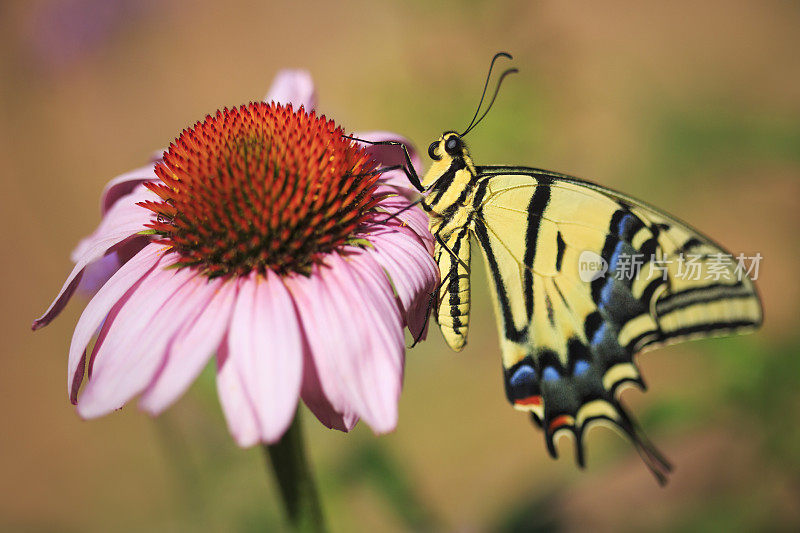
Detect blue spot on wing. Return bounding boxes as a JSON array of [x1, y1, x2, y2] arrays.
[[510, 365, 536, 388], [591, 323, 607, 346], [599, 279, 615, 310], [573, 360, 590, 376], [543, 366, 560, 382], [609, 240, 626, 270], [617, 213, 634, 238]]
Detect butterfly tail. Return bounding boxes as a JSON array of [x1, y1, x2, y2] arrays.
[[613, 401, 673, 486]]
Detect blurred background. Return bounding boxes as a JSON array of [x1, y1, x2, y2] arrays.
[[3, 0, 799, 531]]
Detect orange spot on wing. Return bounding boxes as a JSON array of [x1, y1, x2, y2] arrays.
[[548, 414, 573, 432], [515, 395, 542, 407]]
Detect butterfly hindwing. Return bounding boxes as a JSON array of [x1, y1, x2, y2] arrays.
[[470, 168, 762, 482]]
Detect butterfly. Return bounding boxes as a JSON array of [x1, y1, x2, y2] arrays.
[[352, 53, 763, 485]]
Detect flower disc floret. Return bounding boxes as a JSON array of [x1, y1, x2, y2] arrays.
[[140, 102, 380, 277]]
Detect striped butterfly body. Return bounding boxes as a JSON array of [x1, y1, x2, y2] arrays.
[[357, 53, 762, 484]]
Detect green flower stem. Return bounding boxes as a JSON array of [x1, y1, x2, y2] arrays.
[[263, 410, 326, 532]]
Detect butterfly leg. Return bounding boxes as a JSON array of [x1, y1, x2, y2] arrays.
[[435, 234, 470, 273], [375, 194, 425, 226], [410, 268, 452, 347], [342, 136, 425, 192]]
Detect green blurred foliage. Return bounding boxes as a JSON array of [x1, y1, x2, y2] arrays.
[[655, 110, 800, 173], [715, 335, 800, 475]]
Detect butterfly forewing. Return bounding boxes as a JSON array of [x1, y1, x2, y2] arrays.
[[468, 169, 762, 476]]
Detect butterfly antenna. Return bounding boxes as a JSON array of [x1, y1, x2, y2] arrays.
[[462, 66, 519, 137], [460, 52, 513, 136]]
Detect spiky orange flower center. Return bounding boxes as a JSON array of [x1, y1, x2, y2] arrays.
[[140, 102, 381, 277]]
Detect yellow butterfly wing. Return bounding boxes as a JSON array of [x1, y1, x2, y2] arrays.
[[471, 167, 762, 483]]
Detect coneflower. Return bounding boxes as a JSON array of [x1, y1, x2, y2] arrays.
[[33, 70, 437, 445]]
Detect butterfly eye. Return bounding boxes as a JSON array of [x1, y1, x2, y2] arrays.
[[428, 141, 442, 161], [445, 137, 460, 155]]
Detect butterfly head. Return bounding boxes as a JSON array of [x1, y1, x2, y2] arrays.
[[422, 131, 473, 188], [427, 131, 470, 162]]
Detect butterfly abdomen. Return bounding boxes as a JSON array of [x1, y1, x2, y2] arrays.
[[433, 226, 472, 351]]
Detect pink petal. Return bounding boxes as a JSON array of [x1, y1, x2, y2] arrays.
[[114, 235, 150, 264], [287, 252, 404, 433], [139, 278, 238, 415], [366, 231, 438, 339], [370, 197, 433, 251], [351, 131, 426, 205], [354, 131, 421, 172], [77, 260, 208, 419], [32, 184, 157, 331], [75, 251, 122, 294], [75, 237, 150, 295], [32, 268, 83, 332], [344, 251, 406, 431], [226, 272, 302, 443], [300, 337, 359, 432], [216, 338, 260, 447], [99, 163, 158, 215], [264, 69, 317, 110], [67, 244, 166, 402], [71, 183, 156, 262], [285, 265, 362, 419]]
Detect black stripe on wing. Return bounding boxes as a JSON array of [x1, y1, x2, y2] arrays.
[[473, 219, 528, 344], [523, 177, 552, 320]]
